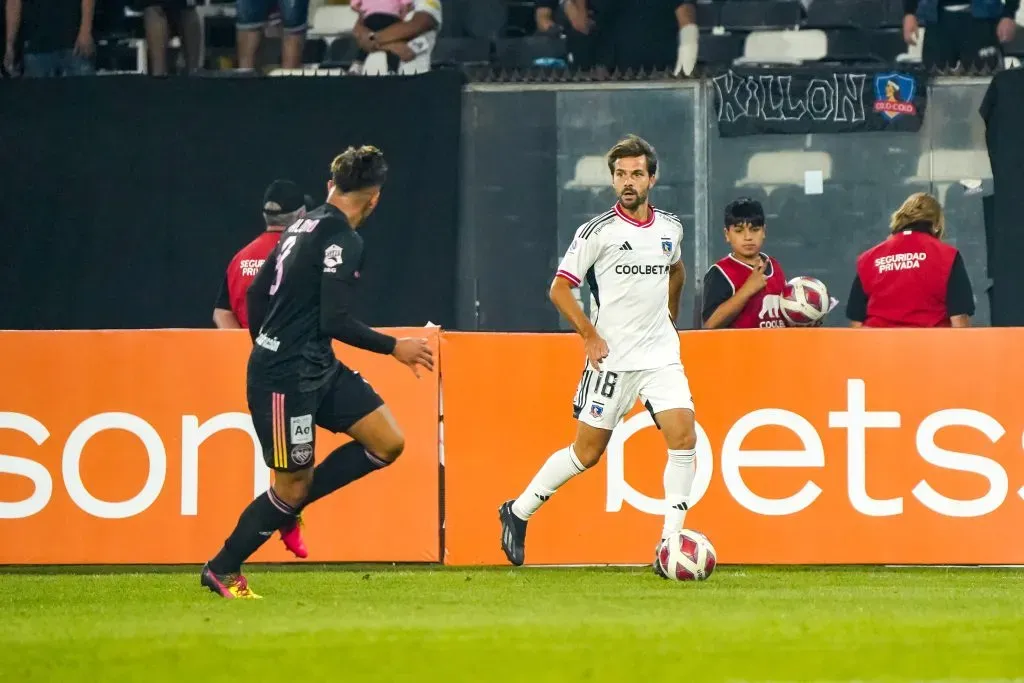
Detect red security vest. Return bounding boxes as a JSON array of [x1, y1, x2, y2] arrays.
[[855, 229, 958, 328], [225, 231, 283, 329], [713, 254, 787, 329]]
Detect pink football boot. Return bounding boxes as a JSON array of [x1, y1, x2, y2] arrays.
[[279, 515, 308, 559]]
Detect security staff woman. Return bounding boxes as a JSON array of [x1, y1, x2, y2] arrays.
[[846, 192, 975, 328]]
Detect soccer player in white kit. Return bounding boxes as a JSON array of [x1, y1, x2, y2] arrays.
[[499, 135, 697, 577]]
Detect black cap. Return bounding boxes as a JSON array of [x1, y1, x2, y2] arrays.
[[262, 180, 306, 216]]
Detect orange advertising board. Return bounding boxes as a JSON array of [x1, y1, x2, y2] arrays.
[[0, 329, 440, 564], [442, 329, 1024, 565], [5, 328, 1024, 566]]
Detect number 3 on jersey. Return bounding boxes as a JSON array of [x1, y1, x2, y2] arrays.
[[269, 235, 298, 296]]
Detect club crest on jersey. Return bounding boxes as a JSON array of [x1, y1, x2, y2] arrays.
[[661, 238, 672, 256], [589, 402, 604, 419], [323, 244, 344, 273]]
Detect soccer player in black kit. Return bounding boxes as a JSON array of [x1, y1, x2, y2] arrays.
[[201, 145, 434, 599]]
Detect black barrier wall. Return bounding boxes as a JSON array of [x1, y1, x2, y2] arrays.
[[0, 73, 462, 330]]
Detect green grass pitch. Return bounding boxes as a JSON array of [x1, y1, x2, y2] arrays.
[[1, 565, 1022, 682]]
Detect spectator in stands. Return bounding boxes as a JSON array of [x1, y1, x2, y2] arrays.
[[567, 0, 698, 76], [536, 0, 599, 69], [442, 0, 504, 39], [214, 180, 308, 329], [237, 0, 309, 69], [350, 0, 411, 74], [536, 0, 559, 34], [903, 0, 1017, 70], [3, 0, 96, 77], [846, 193, 975, 328], [353, 0, 442, 74], [131, 0, 201, 75]]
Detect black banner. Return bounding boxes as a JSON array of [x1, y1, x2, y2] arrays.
[[713, 67, 929, 137], [0, 71, 463, 329]]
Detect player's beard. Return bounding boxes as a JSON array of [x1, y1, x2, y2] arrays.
[[618, 188, 647, 211]]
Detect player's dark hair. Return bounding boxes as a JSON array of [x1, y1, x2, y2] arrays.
[[724, 197, 765, 228], [330, 145, 388, 193], [606, 135, 658, 176]]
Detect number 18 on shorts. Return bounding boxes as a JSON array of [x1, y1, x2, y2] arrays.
[[572, 364, 694, 430]]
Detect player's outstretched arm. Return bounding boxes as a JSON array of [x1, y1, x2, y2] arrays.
[[320, 277, 397, 354], [550, 276, 608, 367], [321, 281, 433, 373]]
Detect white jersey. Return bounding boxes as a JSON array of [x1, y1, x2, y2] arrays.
[[398, 0, 443, 75], [556, 204, 684, 371]]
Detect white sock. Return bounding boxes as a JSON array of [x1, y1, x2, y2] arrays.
[[661, 448, 696, 539], [511, 445, 587, 520]]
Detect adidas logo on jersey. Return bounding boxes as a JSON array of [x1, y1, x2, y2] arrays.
[[619, 242, 633, 251]]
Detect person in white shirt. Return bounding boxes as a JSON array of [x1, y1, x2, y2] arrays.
[[353, 0, 443, 75], [499, 135, 697, 577]]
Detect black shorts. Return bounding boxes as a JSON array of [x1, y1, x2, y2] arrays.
[[248, 366, 384, 472]]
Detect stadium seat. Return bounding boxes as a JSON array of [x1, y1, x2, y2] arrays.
[[720, 0, 803, 30], [320, 34, 360, 66], [805, 0, 885, 29], [943, 182, 989, 249], [769, 185, 856, 286], [561, 189, 614, 235], [870, 29, 907, 61], [823, 29, 902, 63], [494, 36, 567, 67], [715, 186, 772, 220], [698, 32, 746, 65], [696, 1, 722, 29], [737, 29, 827, 64], [651, 184, 696, 224], [304, 37, 327, 64], [432, 37, 493, 66], [1003, 31, 1024, 57], [908, 150, 992, 185], [737, 150, 834, 188], [564, 156, 609, 190], [505, 0, 536, 37], [310, 5, 358, 35], [881, 0, 905, 26]]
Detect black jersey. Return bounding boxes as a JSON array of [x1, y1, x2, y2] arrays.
[[246, 203, 396, 392]]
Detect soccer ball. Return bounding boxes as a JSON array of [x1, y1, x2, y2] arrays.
[[657, 529, 717, 581], [780, 276, 830, 327]]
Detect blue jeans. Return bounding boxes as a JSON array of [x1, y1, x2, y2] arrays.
[[23, 50, 95, 77], [236, 0, 309, 33]]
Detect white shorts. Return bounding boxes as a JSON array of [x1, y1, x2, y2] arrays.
[[572, 363, 695, 430]]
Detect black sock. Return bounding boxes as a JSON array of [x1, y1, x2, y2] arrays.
[[300, 441, 390, 511], [208, 488, 296, 575]]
